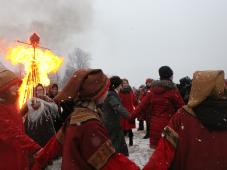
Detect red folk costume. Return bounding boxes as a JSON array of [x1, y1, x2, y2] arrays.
[[33, 69, 139, 170], [143, 70, 227, 170], [0, 64, 41, 170], [132, 80, 184, 147], [119, 87, 137, 130]]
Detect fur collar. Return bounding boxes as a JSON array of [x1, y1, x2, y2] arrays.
[[151, 80, 176, 90]]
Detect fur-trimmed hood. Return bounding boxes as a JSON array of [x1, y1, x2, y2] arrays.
[[151, 80, 176, 94]]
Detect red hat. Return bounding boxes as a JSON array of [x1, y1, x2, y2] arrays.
[[0, 63, 21, 93], [54, 69, 110, 103]]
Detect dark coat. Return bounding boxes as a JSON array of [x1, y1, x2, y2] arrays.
[[133, 80, 184, 147], [102, 90, 129, 156]]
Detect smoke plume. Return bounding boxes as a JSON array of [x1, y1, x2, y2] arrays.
[[0, 0, 93, 56]]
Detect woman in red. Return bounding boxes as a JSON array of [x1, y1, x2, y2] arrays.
[[143, 70, 227, 170], [131, 66, 184, 148], [119, 79, 137, 146]]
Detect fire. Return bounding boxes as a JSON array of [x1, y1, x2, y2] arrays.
[[6, 44, 63, 108]]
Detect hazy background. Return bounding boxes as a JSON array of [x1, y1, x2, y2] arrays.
[[0, 0, 227, 87]]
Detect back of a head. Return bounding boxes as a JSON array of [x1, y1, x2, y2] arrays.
[[54, 69, 109, 103], [159, 66, 173, 80], [109, 76, 122, 91], [180, 76, 192, 85], [80, 69, 109, 100]]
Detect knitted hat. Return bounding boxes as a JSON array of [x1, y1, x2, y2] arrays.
[[54, 69, 110, 103], [0, 63, 21, 93], [109, 76, 122, 90], [159, 66, 173, 80]]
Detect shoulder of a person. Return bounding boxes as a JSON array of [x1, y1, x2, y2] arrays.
[[170, 107, 191, 126], [108, 90, 118, 96], [69, 107, 101, 126], [107, 92, 120, 101]]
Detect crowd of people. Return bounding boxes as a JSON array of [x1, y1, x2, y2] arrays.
[[0, 61, 227, 170]]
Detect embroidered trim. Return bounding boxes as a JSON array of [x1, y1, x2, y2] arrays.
[[183, 105, 196, 117], [162, 126, 179, 149], [70, 108, 100, 125], [88, 140, 115, 170]]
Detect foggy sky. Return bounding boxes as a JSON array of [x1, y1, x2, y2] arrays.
[[1, 0, 227, 87], [88, 0, 227, 87]]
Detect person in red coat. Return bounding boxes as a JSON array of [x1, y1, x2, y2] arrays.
[[119, 79, 138, 146], [143, 70, 227, 170], [142, 78, 153, 139], [0, 63, 41, 170], [33, 69, 139, 170], [131, 66, 184, 148]]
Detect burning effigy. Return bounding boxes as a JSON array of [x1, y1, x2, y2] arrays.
[[6, 33, 63, 108], [5, 33, 63, 147]]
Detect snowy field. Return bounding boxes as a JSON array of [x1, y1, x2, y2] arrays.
[[47, 128, 154, 169], [128, 129, 154, 168]]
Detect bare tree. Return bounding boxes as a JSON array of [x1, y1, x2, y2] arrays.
[[69, 48, 91, 69], [61, 48, 91, 87]]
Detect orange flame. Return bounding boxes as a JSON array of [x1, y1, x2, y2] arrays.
[[6, 45, 63, 108]]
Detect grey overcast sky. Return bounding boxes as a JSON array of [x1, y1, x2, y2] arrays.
[[0, 0, 227, 87], [87, 0, 227, 87]]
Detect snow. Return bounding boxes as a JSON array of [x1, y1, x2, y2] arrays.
[[46, 128, 154, 169], [128, 129, 154, 168]]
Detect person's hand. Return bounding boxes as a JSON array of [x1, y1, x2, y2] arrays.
[[32, 148, 55, 170], [29, 148, 42, 170], [31, 99, 41, 110], [31, 148, 43, 170]]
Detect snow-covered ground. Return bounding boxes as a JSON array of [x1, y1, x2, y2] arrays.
[[128, 129, 154, 169], [46, 128, 154, 169]]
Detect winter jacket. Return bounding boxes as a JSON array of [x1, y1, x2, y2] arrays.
[[102, 90, 129, 156], [132, 80, 184, 147]]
